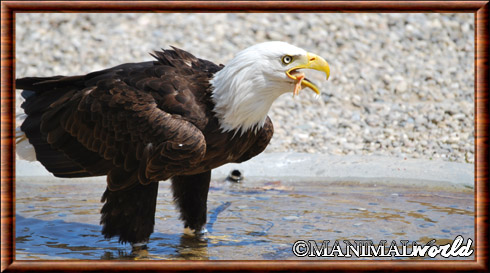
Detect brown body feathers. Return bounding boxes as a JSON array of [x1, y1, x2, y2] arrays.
[[17, 47, 273, 244]]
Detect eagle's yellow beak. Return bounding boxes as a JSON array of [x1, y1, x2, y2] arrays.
[[286, 53, 330, 95]]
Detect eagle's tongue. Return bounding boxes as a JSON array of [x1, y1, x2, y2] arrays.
[[293, 73, 305, 96]]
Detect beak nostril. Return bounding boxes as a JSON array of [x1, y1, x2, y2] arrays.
[[310, 57, 316, 61]]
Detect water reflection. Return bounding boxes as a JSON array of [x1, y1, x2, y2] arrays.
[[16, 213, 270, 260], [16, 178, 475, 260]]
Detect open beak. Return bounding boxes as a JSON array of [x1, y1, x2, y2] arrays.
[[286, 52, 330, 96]]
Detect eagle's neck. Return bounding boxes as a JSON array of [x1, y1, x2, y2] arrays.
[[210, 64, 288, 134]]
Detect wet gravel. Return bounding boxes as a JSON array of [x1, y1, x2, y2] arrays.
[[15, 13, 474, 163], [16, 176, 474, 260]]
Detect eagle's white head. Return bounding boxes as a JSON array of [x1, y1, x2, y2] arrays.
[[210, 41, 330, 133]]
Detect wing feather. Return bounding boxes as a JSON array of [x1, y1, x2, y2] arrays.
[[42, 79, 208, 190], [18, 48, 223, 190]]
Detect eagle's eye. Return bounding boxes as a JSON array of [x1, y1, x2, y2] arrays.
[[282, 55, 293, 65]]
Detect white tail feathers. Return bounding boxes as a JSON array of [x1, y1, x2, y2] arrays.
[[16, 113, 37, 162]]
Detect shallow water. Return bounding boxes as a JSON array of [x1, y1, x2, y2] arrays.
[[16, 176, 474, 260]]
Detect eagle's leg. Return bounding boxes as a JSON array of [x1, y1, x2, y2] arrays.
[[171, 171, 211, 234], [100, 182, 159, 248]]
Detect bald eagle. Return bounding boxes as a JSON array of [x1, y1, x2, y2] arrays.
[[16, 42, 330, 248]]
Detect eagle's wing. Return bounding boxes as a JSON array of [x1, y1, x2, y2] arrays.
[[19, 63, 209, 191], [235, 116, 274, 163]]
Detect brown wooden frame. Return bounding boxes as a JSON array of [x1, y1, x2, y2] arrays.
[[1, 1, 488, 272]]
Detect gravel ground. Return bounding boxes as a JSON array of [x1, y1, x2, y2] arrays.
[[15, 13, 474, 163]]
